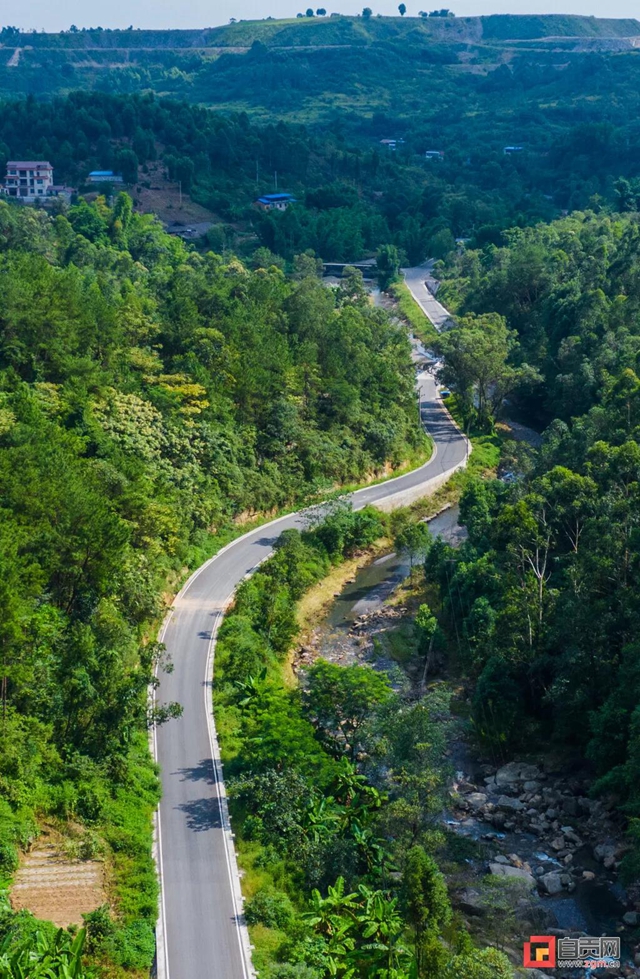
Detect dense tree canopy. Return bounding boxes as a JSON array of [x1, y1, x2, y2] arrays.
[[427, 212, 640, 877], [0, 195, 424, 974], [214, 519, 511, 979], [6, 16, 640, 976]]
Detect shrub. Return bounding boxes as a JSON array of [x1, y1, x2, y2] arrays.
[[0, 840, 18, 874], [245, 888, 295, 930], [107, 920, 156, 970]]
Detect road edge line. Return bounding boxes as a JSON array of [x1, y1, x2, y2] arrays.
[[205, 610, 255, 979], [151, 612, 173, 979]]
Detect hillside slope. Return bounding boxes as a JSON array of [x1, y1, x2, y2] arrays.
[[3, 14, 640, 50], [1, 14, 640, 111]]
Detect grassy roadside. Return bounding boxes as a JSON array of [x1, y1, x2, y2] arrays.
[[442, 393, 501, 476], [388, 279, 439, 345], [326, 441, 433, 498]]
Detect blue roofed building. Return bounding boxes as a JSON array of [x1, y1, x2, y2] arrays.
[[87, 170, 124, 184], [255, 192, 296, 211]]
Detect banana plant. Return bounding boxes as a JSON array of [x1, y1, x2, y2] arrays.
[[303, 793, 343, 844], [0, 928, 86, 979], [233, 667, 268, 707], [351, 823, 391, 875], [331, 759, 384, 831], [352, 887, 411, 978], [302, 877, 358, 937]]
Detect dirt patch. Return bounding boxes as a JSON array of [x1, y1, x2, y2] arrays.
[[11, 842, 106, 928], [497, 418, 543, 448], [133, 162, 219, 227]]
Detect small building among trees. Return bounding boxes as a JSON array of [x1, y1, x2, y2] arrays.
[[87, 170, 124, 184], [255, 192, 297, 211]]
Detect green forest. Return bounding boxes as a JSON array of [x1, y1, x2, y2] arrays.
[[7, 25, 640, 265], [428, 210, 640, 876], [1, 88, 542, 262], [0, 196, 423, 976], [4, 11, 640, 979]]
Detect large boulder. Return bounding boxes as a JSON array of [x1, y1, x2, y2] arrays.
[[593, 842, 616, 863], [494, 762, 522, 786], [497, 795, 526, 812], [455, 888, 486, 916], [539, 872, 563, 895], [489, 862, 536, 889], [495, 761, 541, 786], [561, 827, 582, 846], [466, 792, 488, 810]]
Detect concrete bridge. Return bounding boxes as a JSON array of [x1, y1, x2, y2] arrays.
[[322, 261, 378, 277]]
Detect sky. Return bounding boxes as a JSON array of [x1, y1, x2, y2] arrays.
[[6, 0, 640, 33]]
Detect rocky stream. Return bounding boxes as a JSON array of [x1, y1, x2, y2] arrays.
[[295, 506, 640, 977]]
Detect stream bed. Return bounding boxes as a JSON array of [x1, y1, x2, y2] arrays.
[[305, 505, 640, 976], [328, 505, 465, 625]]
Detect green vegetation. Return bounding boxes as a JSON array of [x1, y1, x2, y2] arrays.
[[433, 393, 499, 477], [214, 506, 512, 978], [0, 195, 424, 974], [6, 11, 640, 975], [423, 210, 640, 876], [0, 926, 86, 979], [388, 281, 438, 345], [8, 21, 640, 268], [394, 521, 432, 575], [3, 15, 640, 117], [436, 312, 541, 431]]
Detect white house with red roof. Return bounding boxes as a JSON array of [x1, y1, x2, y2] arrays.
[[4, 161, 54, 200]]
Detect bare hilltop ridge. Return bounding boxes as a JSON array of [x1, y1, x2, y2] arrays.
[[2, 13, 640, 48], [3, 13, 640, 113]]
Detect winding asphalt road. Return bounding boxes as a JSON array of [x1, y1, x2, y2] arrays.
[[153, 290, 465, 979]]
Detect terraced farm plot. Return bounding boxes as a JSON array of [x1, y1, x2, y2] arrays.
[[11, 844, 106, 928]]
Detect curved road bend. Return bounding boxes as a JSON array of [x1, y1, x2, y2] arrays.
[[154, 336, 465, 979]]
